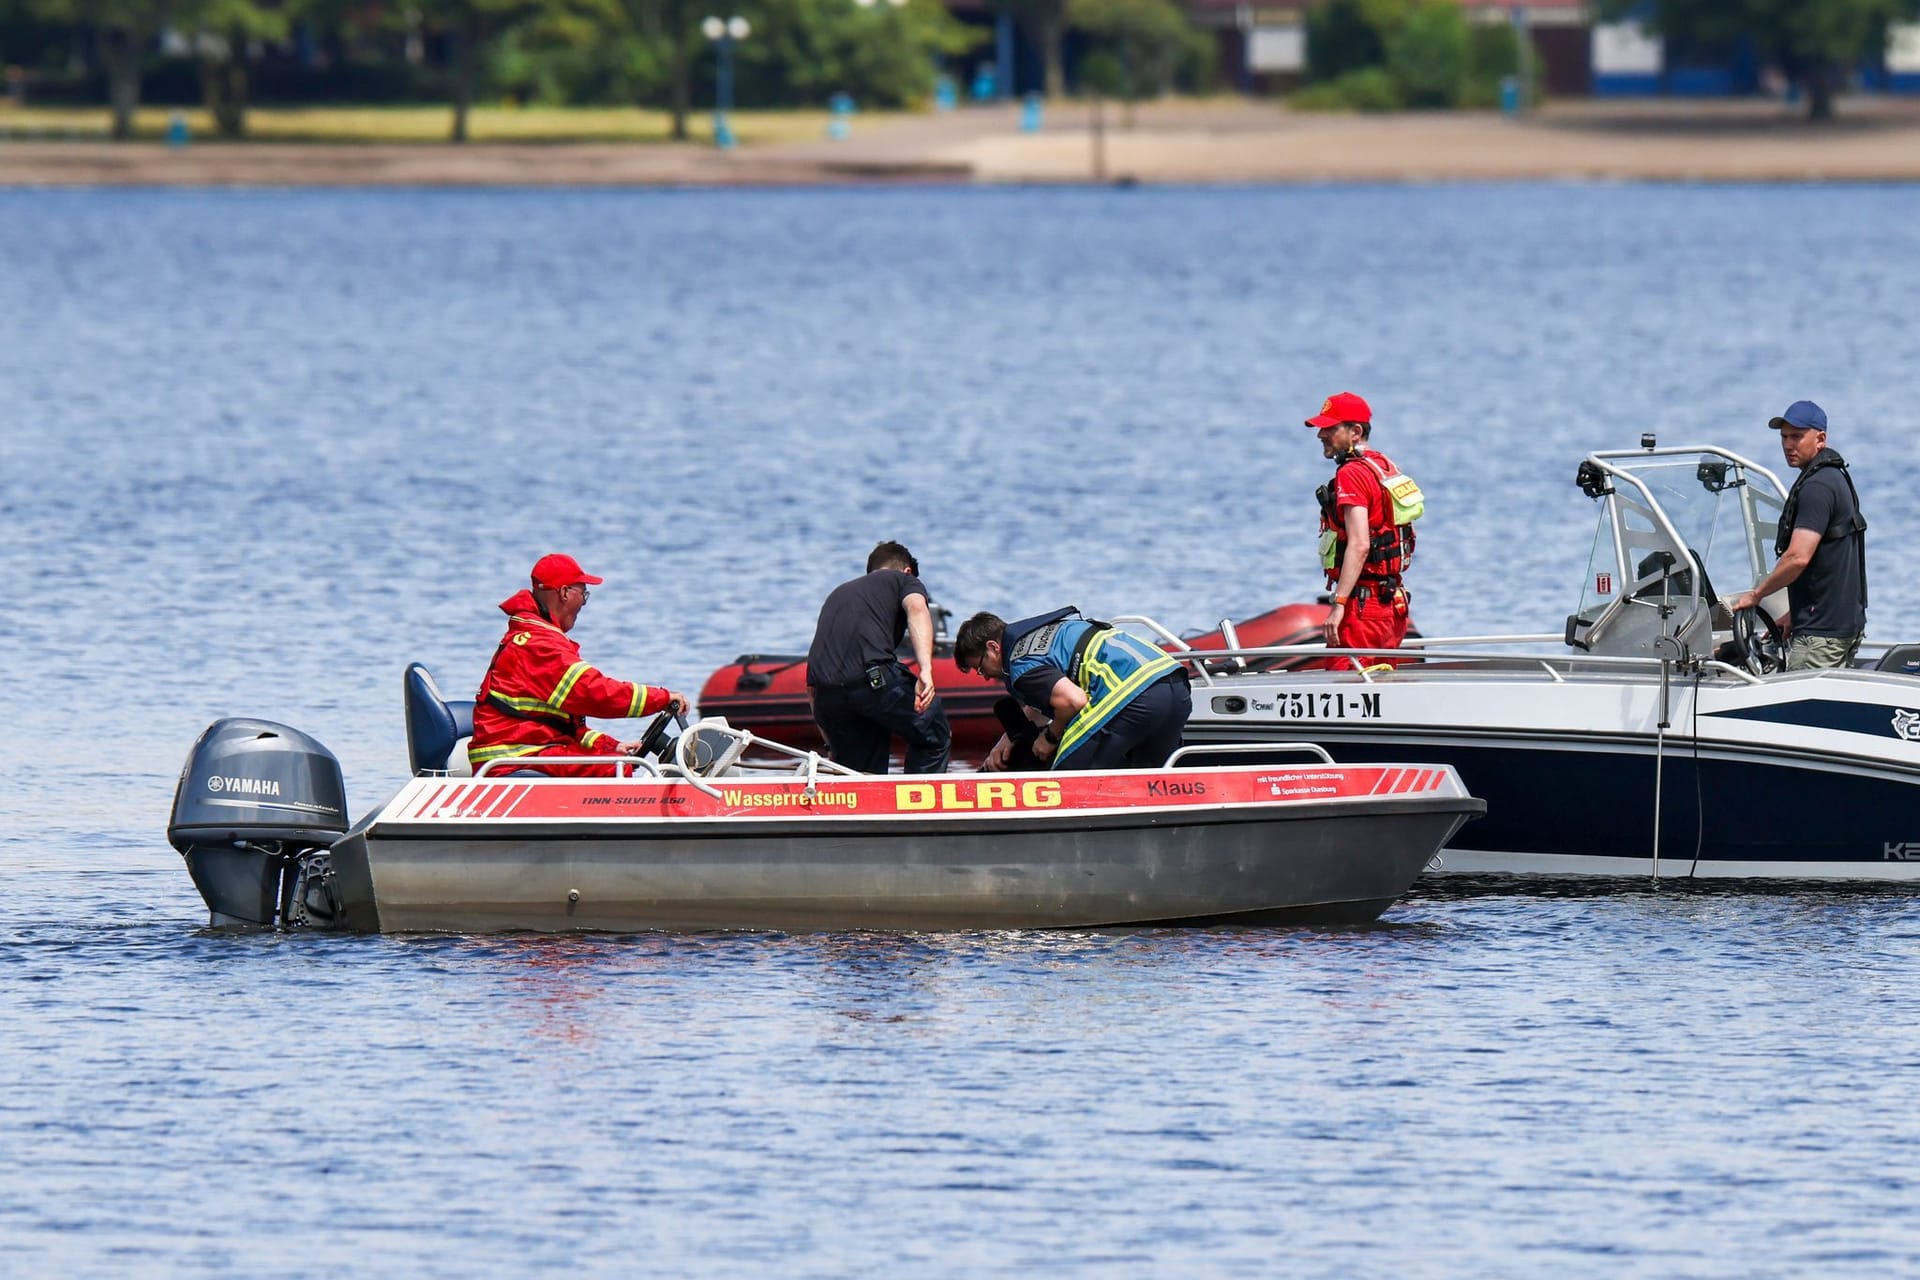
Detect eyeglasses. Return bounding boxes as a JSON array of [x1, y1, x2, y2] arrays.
[[956, 647, 995, 677], [567, 584, 591, 602]]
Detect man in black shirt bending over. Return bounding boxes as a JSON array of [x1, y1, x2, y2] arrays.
[[1727, 399, 1868, 670], [805, 541, 952, 774]]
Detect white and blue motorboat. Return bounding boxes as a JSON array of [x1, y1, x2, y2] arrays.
[[1139, 438, 1920, 880]]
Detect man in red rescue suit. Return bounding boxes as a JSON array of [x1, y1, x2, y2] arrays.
[[1308, 392, 1414, 668], [468, 554, 688, 777]]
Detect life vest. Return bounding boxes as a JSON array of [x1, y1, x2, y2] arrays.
[[1776, 448, 1869, 606], [1318, 448, 1420, 583], [1002, 607, 1180, 769]]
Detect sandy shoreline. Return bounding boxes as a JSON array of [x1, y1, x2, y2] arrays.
[[8, 99, 1920, 187]]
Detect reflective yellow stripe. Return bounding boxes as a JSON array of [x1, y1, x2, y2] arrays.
[[469, 741, 550, 763], [1055, 639, 1178, 762], [548, 661, 590, 710], [489, 692, 566, 714], [581, 729, 606, 749], [629, 684, 648, 718]]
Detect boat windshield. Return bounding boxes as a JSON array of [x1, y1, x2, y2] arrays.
[[1568, 449, 1785, 656]]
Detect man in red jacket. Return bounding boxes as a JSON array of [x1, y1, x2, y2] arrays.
[[468, 554, 687, 777]]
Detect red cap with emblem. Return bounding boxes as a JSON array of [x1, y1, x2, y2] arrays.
[[530, 553, 604, 589], [1305, 392, 1372, 429]]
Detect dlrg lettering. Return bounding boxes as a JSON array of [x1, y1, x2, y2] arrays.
[[895, 780, 1063, 811]]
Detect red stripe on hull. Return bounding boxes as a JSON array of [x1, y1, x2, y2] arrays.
[[389, 764, 1444, 825]]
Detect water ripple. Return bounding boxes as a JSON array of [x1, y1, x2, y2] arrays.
[[6, 185, 1920, 1274]]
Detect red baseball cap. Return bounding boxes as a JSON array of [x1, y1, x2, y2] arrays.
[[1305, 392, 1372, 429], [530, 553, 604, 589]]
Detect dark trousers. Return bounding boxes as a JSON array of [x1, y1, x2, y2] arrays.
[[811, 668, 952, 775], [1056, 671, 1192, 771]]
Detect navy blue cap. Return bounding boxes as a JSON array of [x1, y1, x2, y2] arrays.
[[1769, 400, 1827, 432]]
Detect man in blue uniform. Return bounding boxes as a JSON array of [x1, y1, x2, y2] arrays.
[[953, 608, 1191, 771], [1727, 400, 1868, 670]]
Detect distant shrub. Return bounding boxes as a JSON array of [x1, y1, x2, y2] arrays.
[[1385, 0, 1469, 107], [1291, 66, 1403, 111], [1080, 49, 1128, 98], [1175, 27, 1222, 94], [1305, 0, 1388, 83], [1459, 22, 1545, 108]]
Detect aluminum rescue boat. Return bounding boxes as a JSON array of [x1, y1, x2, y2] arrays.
[[166, 668, 1483, 932], [1143, 439, 1920, 881]]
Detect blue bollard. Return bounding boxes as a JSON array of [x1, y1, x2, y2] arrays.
[[1499, 75, 1520, 117], [1019, 92, 1042, 133], [971, 67, 997, 102], [166, 112, 190, 147], [934, 75, 957, 113], [828, 91, 854, 140], [714, 113, 736, 150]]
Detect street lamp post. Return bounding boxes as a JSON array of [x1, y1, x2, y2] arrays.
[[701, 15, 751, 149]]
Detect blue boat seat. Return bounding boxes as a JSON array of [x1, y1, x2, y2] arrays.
[[404, 663, 475, 776]]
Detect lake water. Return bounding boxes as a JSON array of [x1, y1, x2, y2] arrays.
[[6, 184, 1920, 1273]]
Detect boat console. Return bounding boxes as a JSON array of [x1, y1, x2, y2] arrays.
[[1560, 444, 1787, 671]]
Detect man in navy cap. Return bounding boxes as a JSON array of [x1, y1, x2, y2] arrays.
[[1727, 401, 1868, 670]]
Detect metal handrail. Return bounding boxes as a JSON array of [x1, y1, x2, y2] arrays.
[[1114, 607, 1806, 689], [471, 722, 866, 785], [473, 755, 665, 779], [669, 731, 725, 800], [1400, 633, 1565, 648], [1157, 641, 1677, 669], [1112, 614, 1194, 651], [1137, 641, 1792, 689], [1165, 741, 1334, 767], [1588, 442, 1786, 498], [714, 728, 863, 777], [1116, 614, 1675, 686]]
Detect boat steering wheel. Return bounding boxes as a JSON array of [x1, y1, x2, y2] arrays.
[[1732, 606, 1787, 676], [633, 709, 687, 759]]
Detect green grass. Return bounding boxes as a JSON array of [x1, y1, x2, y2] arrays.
[[0, 102, 901, 145]]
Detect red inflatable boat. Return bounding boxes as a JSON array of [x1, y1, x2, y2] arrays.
[[696, 601, 1381, 765]]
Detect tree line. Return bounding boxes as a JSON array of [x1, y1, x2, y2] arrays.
[[0, 0, 1213, 140], [7, 0, 1905, 142]]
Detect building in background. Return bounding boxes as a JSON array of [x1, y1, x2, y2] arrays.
[[1152, 0, 1920, 101], [1590, 11, 1920, 96], [1181, 1, 1590, 97]]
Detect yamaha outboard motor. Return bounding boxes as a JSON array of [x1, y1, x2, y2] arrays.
[[167, 718, 349, 926]]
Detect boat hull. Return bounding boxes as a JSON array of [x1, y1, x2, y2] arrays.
[[1183, 665, 1920, 880], [325, 765, 1482, 932]]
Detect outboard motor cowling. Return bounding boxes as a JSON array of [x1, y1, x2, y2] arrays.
[[168, 718, 349, 926]]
